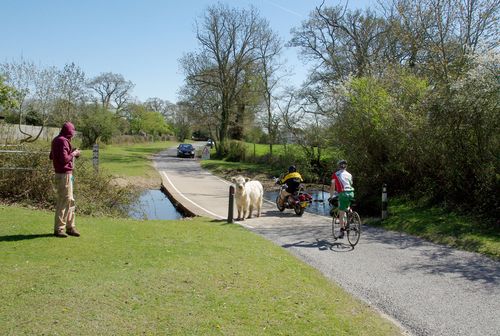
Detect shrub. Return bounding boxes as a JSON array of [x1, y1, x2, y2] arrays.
[[0, 143, 136, 217], [0, 144, 54, 207], [226, 140, 246, 162]]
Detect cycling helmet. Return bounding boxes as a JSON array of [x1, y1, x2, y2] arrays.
[[337, 159, 347, 167], [288, 165, 297, 173]]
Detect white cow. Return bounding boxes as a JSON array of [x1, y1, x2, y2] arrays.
[[231, 176, 264, 220]]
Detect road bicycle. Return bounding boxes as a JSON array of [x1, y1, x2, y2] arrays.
[[329, 196, 361, 247]]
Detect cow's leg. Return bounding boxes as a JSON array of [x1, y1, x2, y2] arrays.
[[256, 197, 262, 217], [242, 205, 247, 220], [248, 204, 253, 218], [237, 206, 242, 220]]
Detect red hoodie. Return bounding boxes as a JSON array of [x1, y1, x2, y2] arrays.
[[49, 122, 76, 174]]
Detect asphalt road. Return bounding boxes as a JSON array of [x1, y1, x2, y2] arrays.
[[154, 144, 500, 336]]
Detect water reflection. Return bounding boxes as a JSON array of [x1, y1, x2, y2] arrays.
[[129, 189, 183, 220], [264, 190, 332, 217]]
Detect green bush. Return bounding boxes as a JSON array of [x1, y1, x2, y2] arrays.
[[226, 140, 246, 162], [78, 104, 119, 149]]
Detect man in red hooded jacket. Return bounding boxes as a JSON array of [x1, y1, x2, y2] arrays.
[[49, 122, 81, 238]]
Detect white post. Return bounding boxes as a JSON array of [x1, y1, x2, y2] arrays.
[[382, 184, 388, 219]]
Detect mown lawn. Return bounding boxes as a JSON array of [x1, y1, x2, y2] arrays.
[[81, 141, 176, 177], [201, 159, 280, 177], [0, 205, 403, 335]]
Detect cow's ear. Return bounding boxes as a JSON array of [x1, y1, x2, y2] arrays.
[[245, 178, 251, 182], [231, 177, 236, 182]]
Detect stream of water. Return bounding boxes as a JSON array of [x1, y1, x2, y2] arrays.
[[129, 189, 183, 220], [264, 190, 332, 217]]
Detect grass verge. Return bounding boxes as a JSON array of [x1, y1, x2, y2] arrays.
[[0, 205, 403, 335], [366, 199, 500, 260], [201, 159, 279, 177], [81, 141, 176, 178]]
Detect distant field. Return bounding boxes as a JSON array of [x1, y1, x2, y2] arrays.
[[81, 141, 175, 177]]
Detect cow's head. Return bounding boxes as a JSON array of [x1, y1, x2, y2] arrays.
[[231, 175, 250, 194]]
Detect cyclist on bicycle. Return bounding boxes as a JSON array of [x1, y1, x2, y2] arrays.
[[329, 159, 354, 238], [277, 165, 303, 207]]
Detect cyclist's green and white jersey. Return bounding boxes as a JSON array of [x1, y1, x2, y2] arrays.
[[332, 169, 354, 192]]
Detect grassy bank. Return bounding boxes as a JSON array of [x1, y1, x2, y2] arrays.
[[0, 205, 402, 335], [366, 200, 500, 260]]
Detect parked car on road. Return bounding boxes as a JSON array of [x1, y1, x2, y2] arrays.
[[177, 143, 195, 158]]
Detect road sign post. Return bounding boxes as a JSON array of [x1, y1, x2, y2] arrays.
[[93, 144, 99, 172]]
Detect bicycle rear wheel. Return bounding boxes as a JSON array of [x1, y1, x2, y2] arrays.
[[347, 211, 361, 246], [331, 216, 342, 239]]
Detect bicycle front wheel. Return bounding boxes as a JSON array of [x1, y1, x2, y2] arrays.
[[347, 211, 361, 246]]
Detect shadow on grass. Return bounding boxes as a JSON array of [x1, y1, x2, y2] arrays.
[[211, 219, 229, 224], [0, 233, 54, 242]]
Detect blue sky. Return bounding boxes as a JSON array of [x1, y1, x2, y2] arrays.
[[1, 0, 376, 103]]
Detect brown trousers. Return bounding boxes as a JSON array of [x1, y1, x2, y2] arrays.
[[54, 173, 75, 232], [279, 189, 292, 205]]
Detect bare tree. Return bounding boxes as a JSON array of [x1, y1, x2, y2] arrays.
[[0, 59, 36, 123], [87, 72, 134, 112], [254, 20, 286, 155], [171, 101, 192, 141], [33, 65, 59, 121], [289, 1, 386, 84], [278, 85, 331, 175], [381, 0, 499, 80], [0, 60, 59, 142], [179, 82, 221, 144], [144, 97, 175, 121], [180, 4, 273, 153], [456, 0, 499, 54], [53, 62, 86, 124]]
